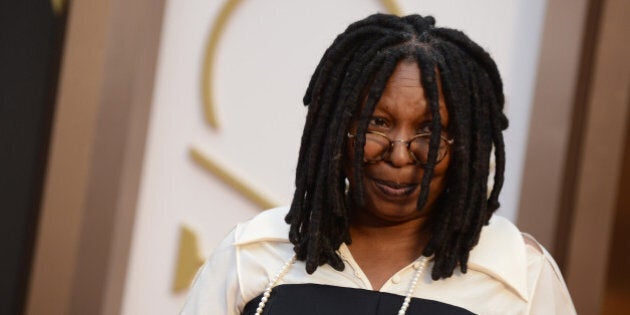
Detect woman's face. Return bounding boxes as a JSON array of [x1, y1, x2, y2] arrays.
[[346, 61, 450, 226]]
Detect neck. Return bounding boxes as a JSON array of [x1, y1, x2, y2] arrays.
[[348, 211, 431, 257], [346, 210, 431, 290]]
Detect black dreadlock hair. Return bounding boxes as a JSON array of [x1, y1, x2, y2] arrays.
[[285, 13, 509, 280]]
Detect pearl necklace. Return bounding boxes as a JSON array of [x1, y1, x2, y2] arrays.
[[255, 255, 430, 315]]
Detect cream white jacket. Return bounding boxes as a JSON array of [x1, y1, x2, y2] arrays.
[[181, 206, 576, 314]]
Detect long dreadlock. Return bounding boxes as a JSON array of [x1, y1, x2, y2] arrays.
[[285, 13, 508, 280]]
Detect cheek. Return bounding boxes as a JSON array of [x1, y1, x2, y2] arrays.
[[434, 153, 451, 176]]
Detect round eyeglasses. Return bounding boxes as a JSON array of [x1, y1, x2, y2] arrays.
[[347, 130, 454, 165]]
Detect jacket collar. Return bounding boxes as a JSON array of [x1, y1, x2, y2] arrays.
[[234, 206, 291, 245], [234, 206, 529, 302]]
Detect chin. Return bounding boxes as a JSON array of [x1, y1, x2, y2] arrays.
[[367, 201, 426, 222], [359, 186, 424, 224]]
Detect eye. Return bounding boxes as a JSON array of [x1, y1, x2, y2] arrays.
[[416, 121, 447, 134], [368, 116, 389, 128], [416, 121, 433, 133]]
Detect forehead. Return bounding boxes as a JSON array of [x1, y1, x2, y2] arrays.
[[385, 61, 422, 88], [373, 61, 449, 124]]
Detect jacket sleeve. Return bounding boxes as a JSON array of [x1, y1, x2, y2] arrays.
[[180, 228, 241, 315]]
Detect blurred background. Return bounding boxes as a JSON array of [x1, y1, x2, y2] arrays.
[[0, 0, 628, 314]]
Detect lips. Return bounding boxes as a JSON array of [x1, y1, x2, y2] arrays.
[[371, 177, 419, 198]]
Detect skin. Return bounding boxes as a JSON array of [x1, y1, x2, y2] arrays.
[[345, 61, 451, 290]]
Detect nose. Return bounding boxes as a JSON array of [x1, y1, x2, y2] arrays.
[[386, 139, 415, 167]]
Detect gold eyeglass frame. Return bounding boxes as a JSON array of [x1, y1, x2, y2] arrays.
[[347, 130, 454, 165]]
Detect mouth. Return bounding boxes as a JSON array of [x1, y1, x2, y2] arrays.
[[370, 177, 419, 198]]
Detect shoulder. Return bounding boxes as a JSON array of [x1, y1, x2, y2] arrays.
[[467, 216, 556, 299], [467, 215, 575, 311], [232, 206, 295, 308], [467, 215, 530, 300], [182, 206, 293, 314]]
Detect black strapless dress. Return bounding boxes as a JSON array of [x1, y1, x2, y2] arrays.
[[243, 284, 475, 314]]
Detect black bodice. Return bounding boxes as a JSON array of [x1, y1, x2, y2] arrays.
[[243, 283, 475, 314]]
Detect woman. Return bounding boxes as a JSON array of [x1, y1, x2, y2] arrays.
[[182, 13, 576, 314]]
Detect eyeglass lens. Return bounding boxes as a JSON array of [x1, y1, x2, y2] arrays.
[[363, 132, 447, 164]]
